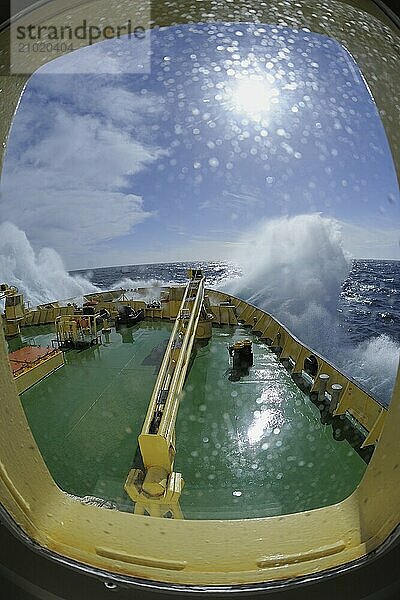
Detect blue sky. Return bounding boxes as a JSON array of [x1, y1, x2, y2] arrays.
[[1, 23, 399, 268]]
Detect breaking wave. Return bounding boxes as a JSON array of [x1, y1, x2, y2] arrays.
[[0, 222, 100, 306], [223, 214, 349, 349], [110, 277, 168, 291], [109, 277, 166, 303], [223, 214, 399, 405]]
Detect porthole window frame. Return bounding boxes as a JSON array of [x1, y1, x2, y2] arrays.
[[0, 0, 399, 589]]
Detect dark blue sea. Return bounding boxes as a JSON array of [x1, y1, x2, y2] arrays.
[[72, 261, 240, 291], [71, 259, 400, 405], [340, 260, 400, 345]]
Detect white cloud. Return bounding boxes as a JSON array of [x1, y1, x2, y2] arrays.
[[1, 46, 166, 269]]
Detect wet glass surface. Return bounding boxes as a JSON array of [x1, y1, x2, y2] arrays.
[[176, 326, 365, 519], [18, 322, 365, 519], [2, 20, 398, 521], [2, 23, 398, 403], [20, 322, 173, 509]]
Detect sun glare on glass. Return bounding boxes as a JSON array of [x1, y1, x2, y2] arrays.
[[227, 76, 280, 120]]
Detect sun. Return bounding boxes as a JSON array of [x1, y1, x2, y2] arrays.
[[228, 76, 279, 120]]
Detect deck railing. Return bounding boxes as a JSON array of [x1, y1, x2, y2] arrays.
[[206, 287, 388, 446]]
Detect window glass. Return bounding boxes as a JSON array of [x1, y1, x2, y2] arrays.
[[1, 23, 399, 520]]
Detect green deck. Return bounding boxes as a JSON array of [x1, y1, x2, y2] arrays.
[[15, 321, 366, 519]]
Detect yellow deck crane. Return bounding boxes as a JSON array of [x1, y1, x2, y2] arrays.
[[124, 269, 213, 518]]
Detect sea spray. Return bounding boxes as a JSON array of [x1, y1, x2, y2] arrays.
[[109, 277, 166, 304], [345, 335, 400, 403], [0, 222, 100, 306], [222, 214, 399, 405], [223, 214, 350, 352]]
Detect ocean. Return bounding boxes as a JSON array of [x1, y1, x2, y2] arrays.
[[71, 259, 400, 407], [341, 260, 400, 346]]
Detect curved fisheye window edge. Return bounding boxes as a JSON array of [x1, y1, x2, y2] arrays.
[[0, 0, 399, 588]]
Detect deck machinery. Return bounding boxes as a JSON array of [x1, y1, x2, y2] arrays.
[[124, 269, 213, 518], [0, 284, 28, 337]]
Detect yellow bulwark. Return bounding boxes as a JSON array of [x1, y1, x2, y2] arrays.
[[125, 269, 213, 518]]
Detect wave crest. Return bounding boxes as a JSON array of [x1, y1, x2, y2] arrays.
[[0, 222, 99, 306], [223, 214, 399, 405]]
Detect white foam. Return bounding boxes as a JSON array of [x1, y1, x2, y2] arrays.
[[0, 222, 100, 306], [1, 219, 398, 404], [223, 214, 349, 348], [222, 214, 399, 404], [109, 277, 169, 303], [343, 335, 400, 406], [110, 276, 168, 291]]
